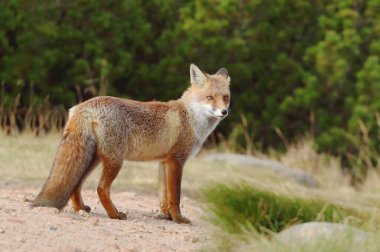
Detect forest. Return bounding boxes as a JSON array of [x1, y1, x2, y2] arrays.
[[1, 0, 380, 181]]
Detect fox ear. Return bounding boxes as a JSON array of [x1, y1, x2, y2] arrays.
[[216, 68, 231, 82], [190, 64, 207, 87]]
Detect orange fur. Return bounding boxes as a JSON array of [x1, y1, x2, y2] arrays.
[[33, 64, 231, 224]]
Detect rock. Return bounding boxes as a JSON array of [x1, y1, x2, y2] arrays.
[[49, 226, 58, 231], [191, 237, 199, 243], [276, 222, 368, 244], [204, 153, 318, 187]]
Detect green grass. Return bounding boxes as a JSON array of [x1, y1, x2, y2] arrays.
[[204, 184, 370, 234]]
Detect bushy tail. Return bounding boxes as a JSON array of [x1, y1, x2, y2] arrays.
[[33, 127, 96, 209]]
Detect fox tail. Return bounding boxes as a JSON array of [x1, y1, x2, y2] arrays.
[[32, 123, 96, 209]]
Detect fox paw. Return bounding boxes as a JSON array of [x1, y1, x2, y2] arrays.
[[73, 205, 91, 213], [173, 215, 191, 224], [83, 205, 91, 213], [116, 211, 127, 220]]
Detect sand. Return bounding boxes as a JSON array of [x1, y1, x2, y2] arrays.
[[0, 187, 207, 252]]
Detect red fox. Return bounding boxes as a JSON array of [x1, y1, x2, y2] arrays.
[[32, 64, 231, 224]]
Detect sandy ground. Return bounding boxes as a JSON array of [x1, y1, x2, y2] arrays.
[[0, 187, 207, 252]]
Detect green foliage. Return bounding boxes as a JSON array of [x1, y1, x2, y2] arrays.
[[204, 184, 366, 234], [1, 0, 380, 179]]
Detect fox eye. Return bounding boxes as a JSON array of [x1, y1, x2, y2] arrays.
[[223, 95, 229, 101], [207, 96, 214, 100]]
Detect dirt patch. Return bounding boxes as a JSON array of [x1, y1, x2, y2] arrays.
[[0, 188, 207, 251]]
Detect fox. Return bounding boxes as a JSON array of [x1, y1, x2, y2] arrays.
[[32, 64, 231, 224]]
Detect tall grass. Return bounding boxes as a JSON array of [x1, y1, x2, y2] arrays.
[[343, 118, 380, 186], [0, 95, 67, 135], [204, 184, 370, 234]]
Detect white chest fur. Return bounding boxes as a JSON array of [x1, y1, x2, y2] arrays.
[[187, 102, 220, 157]]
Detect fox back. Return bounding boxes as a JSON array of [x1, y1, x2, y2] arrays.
[[68, 98, 194, 162], [68, 64, 230, 161]]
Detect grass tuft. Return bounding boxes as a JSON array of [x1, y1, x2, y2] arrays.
[[204, 184, 367, 234]]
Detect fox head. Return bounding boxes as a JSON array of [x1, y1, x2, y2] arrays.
[[183, 64, 231, 119]]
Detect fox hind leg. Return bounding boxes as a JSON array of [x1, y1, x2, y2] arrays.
[[71, 157, 100, 213], [97, 158, 126, 220], [158, 161, 172, 220], [71, 184, 90, 212]]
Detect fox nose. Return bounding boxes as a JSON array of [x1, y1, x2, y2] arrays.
[[221, 109, 228, 116]]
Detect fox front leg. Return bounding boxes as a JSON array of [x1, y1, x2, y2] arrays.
[[165, 157, 190, 224]]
